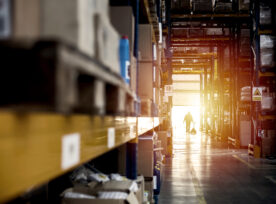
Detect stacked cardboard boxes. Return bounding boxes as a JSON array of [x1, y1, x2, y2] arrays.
[[9, 0, 120, 74], [138, 24, 154, 116]]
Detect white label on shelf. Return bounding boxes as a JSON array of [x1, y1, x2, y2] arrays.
[[108, 128, 115, 148], [61, 133, 80, 170], [130, 125, 135, 138], [153, 175, 157, 190]]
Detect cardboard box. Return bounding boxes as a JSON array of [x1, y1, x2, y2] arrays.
[[144, 181, 153, 203], [94, 179, 143, 203], [240, 120, 251, 147], [95, 14, 120, 74], [138, 24, 153, 61], [62, 187, 139, 204], [138, 137, 154, 177], [261, 130, 276, 157], [135, 176, 145, 204], [110, 6, 135, 53], [157, 131, 168, 155], [140, 99, 152, 116], [13, 0, 97, 57], [138, 62, 153, 100], [239, 0, 250, 11]]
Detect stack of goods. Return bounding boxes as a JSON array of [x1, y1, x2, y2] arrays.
[[260, 35, 276, 69], [214, 0, 232, 13], [3, 0, 120, 74], [261, 89, 276, 112], [259, 2, 273, 26], [171, 0, 191, 13], [192, 0, 213, 13], [239, 0, 250, 12], [62, 166, 145, 204], [240, 86, 251, 102], [240, 29, 251, 58]]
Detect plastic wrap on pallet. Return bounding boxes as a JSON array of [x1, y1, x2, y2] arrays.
[[260, 35, 276, 49], [260, 49, 275, 68], [260, 3, 272, 25]]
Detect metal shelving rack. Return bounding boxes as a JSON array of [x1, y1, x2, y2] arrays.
[[251, 0, 276, 156], [0, 1, 164, 203]]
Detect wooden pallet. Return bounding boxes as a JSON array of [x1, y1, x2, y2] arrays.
[[0, 40, 136, 116]]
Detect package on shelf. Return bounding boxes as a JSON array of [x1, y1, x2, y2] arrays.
[[205, 28, 223, 36], [110, 6, 135, 54], [138, 136, 154, 177], [192, 0, 214, 12], [260, 2, 272, 26], [240, 119, 251, 147], [240, 38, 251, 56], [157, 131, 168, 155], [172, 28, 188, 38], [240, 29, 250, 37], [260, 48, 275, 68], [151, 102, 159, 117], [239, 0, 250, 11], [261, 131, 276, 157], [144, 180, 154, 204], [214, 2, 232, 13], [139, 24, 153, 61], [261, 92, 276, 111], [62, 186, 139, 204], [140, 98, 152, 116], [171, 0, 190, 10], [0, 0, 11, 38], [12, 0, 98, 57], [138, 62, 153, 100], [95, 14, 120, 74], [189, 29, 204, 37], [260, 35, 276, 49]]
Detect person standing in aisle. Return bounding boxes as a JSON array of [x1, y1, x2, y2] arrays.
[[183, 112, 193, 133]]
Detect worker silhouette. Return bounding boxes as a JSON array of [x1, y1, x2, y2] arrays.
[[183, 112, 193, 133]]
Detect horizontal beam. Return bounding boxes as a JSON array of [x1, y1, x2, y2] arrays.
[[173, 70, 206, 74], [172, 63, 211, 67], [173, 90, 201, 93], [173, 80, 200, 83], [172, 37, 230, 42], [171, 13, 250, 19], [0, 112, 159, 203]]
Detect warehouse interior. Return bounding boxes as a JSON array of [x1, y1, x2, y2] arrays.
[[0, 0, 276, 203]]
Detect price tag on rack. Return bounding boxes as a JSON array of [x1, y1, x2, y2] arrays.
[[61, 133, 80, 170], [107, 128, 115, 148]]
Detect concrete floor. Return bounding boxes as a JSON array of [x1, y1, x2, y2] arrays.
[[159, 127, 276, 204]]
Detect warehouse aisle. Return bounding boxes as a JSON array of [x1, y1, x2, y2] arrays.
[[159, 127, 276, 204]]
